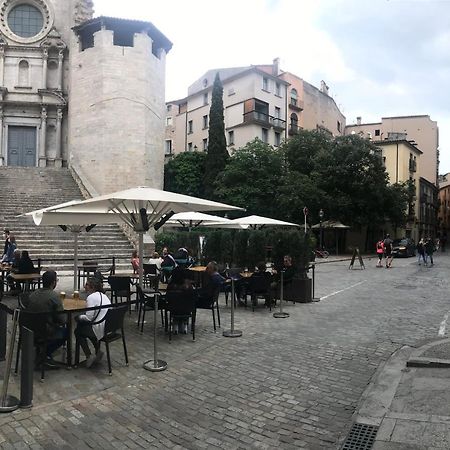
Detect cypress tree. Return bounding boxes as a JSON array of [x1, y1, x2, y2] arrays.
[[204, 72, 229, 199]]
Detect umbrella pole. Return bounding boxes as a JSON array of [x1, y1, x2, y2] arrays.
[[138, 232, 144, 288], [223, 278, 242, 338], [143, 292, 167, 372], [274, 271, 289, 318], [73, 231, 79, 292]]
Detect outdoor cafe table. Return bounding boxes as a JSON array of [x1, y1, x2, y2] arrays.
[[63, 297, 87, 367], [188, 266, 207, 287], [10, 273, 42, 292]]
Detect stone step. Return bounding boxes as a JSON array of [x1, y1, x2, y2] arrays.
[[0, 167, 133, 265]]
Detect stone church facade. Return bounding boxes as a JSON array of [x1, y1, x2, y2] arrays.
[[0, 0, 171, 194]]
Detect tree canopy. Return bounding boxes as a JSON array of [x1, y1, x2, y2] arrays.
[[164, 151, 206, 197], [164, 129, 411, 238]]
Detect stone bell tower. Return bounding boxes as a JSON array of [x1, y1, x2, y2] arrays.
[[68, 11, 172, 195]]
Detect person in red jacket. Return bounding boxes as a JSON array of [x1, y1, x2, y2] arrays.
[[376, 239, 384, 268]]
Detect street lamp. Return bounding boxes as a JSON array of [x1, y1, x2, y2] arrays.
[[319, 209, 324, 250]]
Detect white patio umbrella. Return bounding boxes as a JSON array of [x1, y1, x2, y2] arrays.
[[49, 186, 244, 288], [23, 201, 122, 291], [206, 214, 300, 230], [165, 211, 234, 229]]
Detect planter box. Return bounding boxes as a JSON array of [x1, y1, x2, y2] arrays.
[[283, 278, 312, 303]]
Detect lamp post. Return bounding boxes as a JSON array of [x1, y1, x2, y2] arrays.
[[319, 209, 324, 250]]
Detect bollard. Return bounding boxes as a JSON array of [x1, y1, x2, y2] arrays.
[[312, 264, 320, 302], [0, 306, 7, 361], [19, 327, 34, 409], [0, 309, 20, 413], [143, 291, 167, 372], [223, 278, 242, 338], [273, 271, 290, 318]]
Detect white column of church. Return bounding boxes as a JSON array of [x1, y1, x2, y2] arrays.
[[55, 107, 63, 167], [57, 51, 64, 91], [0, 106, 4, 166], [39, 106, 47, 167], [42, 49, 48, 89], [0, 48, 5, 86]]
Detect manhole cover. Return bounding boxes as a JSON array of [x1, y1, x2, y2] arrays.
[[341, 423, 378, 450]]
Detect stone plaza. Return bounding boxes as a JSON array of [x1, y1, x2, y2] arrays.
[[0, 253, 449, 449]]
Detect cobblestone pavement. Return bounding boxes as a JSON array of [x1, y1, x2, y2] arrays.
[[0, 253, 449, 449]]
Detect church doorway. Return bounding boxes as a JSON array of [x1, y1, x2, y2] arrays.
[[7, 126, 37, 167]]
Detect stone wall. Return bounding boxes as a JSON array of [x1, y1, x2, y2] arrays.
[[69, 28, 166, 194]]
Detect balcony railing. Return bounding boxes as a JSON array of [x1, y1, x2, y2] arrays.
[[243, 111, 286, 130], [409, 159, 417, 172], [243, 110, 271, 125], [271, 117, 286, 130]]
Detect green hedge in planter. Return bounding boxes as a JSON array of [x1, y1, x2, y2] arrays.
[[155, 228, 315, 269]]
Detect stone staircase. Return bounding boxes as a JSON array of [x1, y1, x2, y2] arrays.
[[0, 167, 133, 272]]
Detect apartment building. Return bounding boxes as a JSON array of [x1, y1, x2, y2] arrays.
[[376, 140, 421, 240], [438, 173, 450, 236], [165, 59, 345, 157], [345, 115, 439, 186]]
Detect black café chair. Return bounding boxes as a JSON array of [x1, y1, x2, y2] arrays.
[[247, 275, 273, 311], [78, 261, 98, 289], [143, 263, 159, 290], [165, 289, 196, 341], [195, 286, 221, 331], [98, 305, 129, 375], [107, 276, 133, 305], [136, 285, 165, 333], [16, 310, 57, 382], [75, 304, 129, 375]]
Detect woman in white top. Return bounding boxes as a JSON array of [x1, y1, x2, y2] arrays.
[[147, 251, 162, 271], [75, 277, 111, 368]]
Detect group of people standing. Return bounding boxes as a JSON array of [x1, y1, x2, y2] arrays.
[[417, 237, 435, 266], [376, 234, 436, 268], [376, 234, 394, 268]]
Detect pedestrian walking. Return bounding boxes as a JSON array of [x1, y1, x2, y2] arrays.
[[417, 238, 427, 266], [425, 237, 434, 266], [383, 234, 393, 268], [376, 239, 384, 268]]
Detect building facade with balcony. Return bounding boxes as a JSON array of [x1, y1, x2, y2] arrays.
[[165, 59, 345, 157], [375, 139, 423, 241], [438, 173, 450, 238], [345, 115, 439, 186]]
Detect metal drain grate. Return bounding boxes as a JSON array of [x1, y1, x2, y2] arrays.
[[341, 423, 379, 450]]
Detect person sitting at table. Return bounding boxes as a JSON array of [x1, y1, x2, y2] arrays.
[[18, 250, 35, 274], [6, 248, 21, 292], [196, 261, 227, 308], [26, 270, 67, 369], [75, 276, 111, 368], [131, 250, 140, 274], [249, 262, 273, 307], [272, 255, 296, 285], [160, 246, 177, 282], [166, 267, 194, 333], [147, 251, 162, 272]]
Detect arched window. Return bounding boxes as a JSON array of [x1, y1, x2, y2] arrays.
[[18, 60, 29, 86], [46, 60, 58, 89], [290, 113, 298, 133], [290, 88, 298, 106]]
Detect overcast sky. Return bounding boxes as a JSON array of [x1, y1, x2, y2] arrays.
[[95, 0, 450, 173]]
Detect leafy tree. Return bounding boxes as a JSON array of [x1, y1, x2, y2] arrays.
[[164, 151, 205, 197], [204, 73, 229, 199], [214, 139, 284, 217]]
